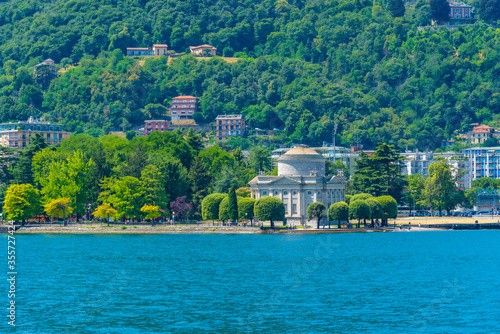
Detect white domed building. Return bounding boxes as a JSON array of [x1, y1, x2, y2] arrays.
[[248, 145, 346, 226]]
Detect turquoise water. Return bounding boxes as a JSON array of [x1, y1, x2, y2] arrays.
[[2, 231, 500, 333]]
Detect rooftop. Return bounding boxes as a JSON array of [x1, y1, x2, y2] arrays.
[[216, 114, 243, 119], [153, 44, 168, 47], [172, 96, 197, 100], [190, 44, 217, 49]]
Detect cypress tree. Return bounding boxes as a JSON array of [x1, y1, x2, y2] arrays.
[[227, 186, 239, 222]]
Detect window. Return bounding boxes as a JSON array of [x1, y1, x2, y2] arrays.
[[292, 204, 297, 214], [283, 191, 288, 196], [263, 191, 268, 196], [284, 204, 288, 212], [307, 191, 312, 195], [274, 191, 278, 195], [292, 191, 297, 195]]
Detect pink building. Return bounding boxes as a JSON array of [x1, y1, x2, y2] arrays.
[[170, 96, 197, 120], [448, 2, 475, 24], [145, 120, 169, 136]]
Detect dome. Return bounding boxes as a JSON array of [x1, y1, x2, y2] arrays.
[[278, 146, 326, 176], [278, 146, 325, 162]]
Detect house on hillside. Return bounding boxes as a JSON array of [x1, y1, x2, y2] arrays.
[[215, 115, 245, 141], [448, 2, 476, 25], [170, 96, 197, 120], [0, 116, 70, 149], [144, 120, 169, 136], [126, 44, 168, 57], [34, 59, 58, 87], [189, 45, 217, 56], [469, 124, 498, 144]]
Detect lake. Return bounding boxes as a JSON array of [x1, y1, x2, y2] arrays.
[[2, 231, 500, 333]]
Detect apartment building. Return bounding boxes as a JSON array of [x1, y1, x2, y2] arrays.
[[402, 151, 470, 189], [462, 147, 500, 181], [144, 120, 169, 136], [0, 116, 70, 149], [170, 96, 197, 120], [215, 115, 245, 140]]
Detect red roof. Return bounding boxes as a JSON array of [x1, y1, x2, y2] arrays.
[[173, 96, 197, 99], [153, 44, 168, 47], [127, 47, 149, 50]]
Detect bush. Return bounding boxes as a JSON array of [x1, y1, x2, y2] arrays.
[[238, 197, 256, 222], [350, 193, 373, 202], [202, 193, 227, 221], [219, 195, 242, 222], [345, 195, 352, 205]]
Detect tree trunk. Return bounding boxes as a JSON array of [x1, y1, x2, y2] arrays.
[[63, 208, 67, 226], [317, 217, 320, 229], [338, 220, 341, 229], [270, 219, 274, 228]]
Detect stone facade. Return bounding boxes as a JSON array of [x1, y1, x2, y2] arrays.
[[249, 146, 346, 226]]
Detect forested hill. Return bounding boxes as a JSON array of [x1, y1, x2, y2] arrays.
[[0, 0, 500, 150]]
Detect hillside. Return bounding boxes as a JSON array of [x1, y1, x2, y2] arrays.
[[0, 0, 500, 150]]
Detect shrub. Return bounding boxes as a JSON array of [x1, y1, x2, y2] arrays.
[[202, 193, 227, 221], [238, 197, 256, 222]]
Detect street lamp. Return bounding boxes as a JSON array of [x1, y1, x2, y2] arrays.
[[172, 211, 175, 225]]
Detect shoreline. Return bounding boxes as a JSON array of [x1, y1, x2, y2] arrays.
[[0, 224, 453, 234]]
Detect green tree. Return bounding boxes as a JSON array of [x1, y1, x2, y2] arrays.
[[238, 197, 256, 224], [406, 174, 425, 214], [11, 133, 47, 184], [254, 196, 285, 228], [480, 0, 500, 21], [3, 184, 41, 224], [44, 198, 73, 225], [430, 0, 450, 22], [422, 159, 459, 215], [98, 176, 145, 220], [352, 143, 406, 202], [327, 201, 349, 228], [366, 198, 383, 226], [307, 202, 326, 229], [140, 165, 169, 210], [388, 0, 405, 17], [326, 160, 350, 179], [350, 193, 373, 202], [201, 193, 227, 222], [349, 200, 371, 227], [344, 195, 352, 205], [248, 146, 271, 173], [40, 151, 93, 220], [376, 196, 398, 226]]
